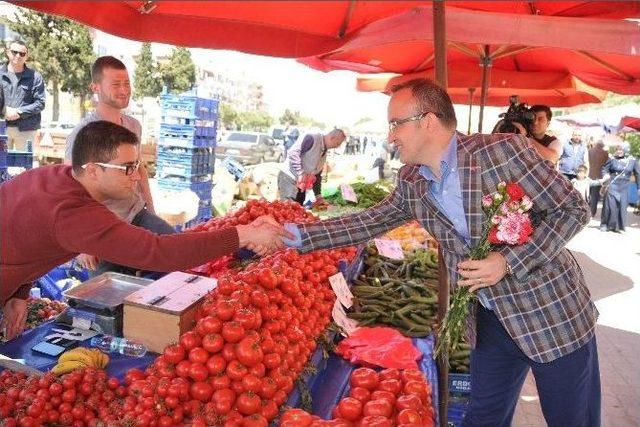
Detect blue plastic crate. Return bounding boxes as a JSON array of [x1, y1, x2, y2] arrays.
[[449, 373, 472, 394], [0, 135, 7, 169], [160, 94, 219, 121], [156, 146, 215, 178], [7, 150, 33, 168], [158, 123, 217, 148], [158, 179, 213, 201], [36, 264, 89, 301]]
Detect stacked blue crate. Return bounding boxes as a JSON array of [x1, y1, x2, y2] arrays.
[[157, 94, 218, 226]]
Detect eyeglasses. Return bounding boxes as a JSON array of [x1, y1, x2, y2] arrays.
[[9, 50, 27, 57], [82, 160, 141, 176], [388, 111, 443, 132]]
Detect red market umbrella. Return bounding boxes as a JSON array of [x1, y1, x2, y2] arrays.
[[298, 5, 640, 130], [10, 1, 640, 58], [356, 69, 607, 107], [620, 116, 640, 131]]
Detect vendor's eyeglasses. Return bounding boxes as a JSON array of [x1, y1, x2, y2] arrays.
[[388, 111, 443, 132], [10, 49, 27, 57], [83, 160, 141, 176]]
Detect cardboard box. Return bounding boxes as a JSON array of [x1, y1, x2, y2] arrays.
[[123, 272, 217, 353]]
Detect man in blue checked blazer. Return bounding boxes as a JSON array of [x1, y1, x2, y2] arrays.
[[284, 79, 600, 427]]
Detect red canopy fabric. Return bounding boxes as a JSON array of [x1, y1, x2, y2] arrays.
[[356, 69, 607, 107], [11, 1, 640, 58], [298, 6, 640, 95], [620, 116, 640, 131]]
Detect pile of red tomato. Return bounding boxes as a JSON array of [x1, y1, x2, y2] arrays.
[[189, 199, 318, 233], [281, 367, 435, 427], [120, 244, 356, 426], [0, 368, 126, 426]]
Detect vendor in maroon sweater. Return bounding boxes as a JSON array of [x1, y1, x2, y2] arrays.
[[0, 121, 287, 340]]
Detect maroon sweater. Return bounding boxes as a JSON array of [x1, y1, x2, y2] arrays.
[[0, 165, 239, 305]]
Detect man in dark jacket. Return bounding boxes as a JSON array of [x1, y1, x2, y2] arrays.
[[1, 40, 46, 151]]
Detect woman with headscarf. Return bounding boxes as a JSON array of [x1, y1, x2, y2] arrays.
[[600, 144, 640, 232]]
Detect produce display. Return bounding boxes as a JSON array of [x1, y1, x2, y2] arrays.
[[0, 198, 447, 425], [0, 298, 67, 342], [0, 368, 127, 425], [322, 182, 390, 209], [449, 343, 471, 374], [281, 367, 435, 426], [384, 222, 438, 252], [348, 246, 440, 337]]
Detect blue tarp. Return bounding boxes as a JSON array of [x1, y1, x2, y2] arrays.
[[0, 322, 157, 381]]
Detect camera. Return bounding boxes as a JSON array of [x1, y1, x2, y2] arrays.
[[492, 95, 535, 134]]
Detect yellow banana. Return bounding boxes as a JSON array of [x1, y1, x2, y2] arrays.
[[59, 349, 95, 366], [52, 360, 88, 375]]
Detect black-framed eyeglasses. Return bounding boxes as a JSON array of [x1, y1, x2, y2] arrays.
[[9, 49, 27, 57], [82, 160, 141, 176], [388, 111, 443, 132]]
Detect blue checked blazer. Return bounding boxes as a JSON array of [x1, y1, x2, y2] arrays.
[[297, 132, 597, 363]]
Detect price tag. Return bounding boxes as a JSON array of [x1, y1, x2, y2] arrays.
[[340, 184, 358, 203], [332, 300, 359, 336], [329, 272, 354, 309], [374, 238, 404, 260]]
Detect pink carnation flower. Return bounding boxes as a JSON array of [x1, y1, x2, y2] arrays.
[[496, 212, 533, 245]]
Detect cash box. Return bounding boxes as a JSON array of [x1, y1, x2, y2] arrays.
[[123, 272, 217, 353]]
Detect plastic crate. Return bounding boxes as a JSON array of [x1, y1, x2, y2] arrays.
[[184, 207, 212, 229], [158, 179, 213, 201], [160, 94, 219, 121], [0, 135, 7, 169], [158, 123, 217, 148], [36, 264, 89, 301], [7, 150, 33, 169], [156, 146, 215, 178], [449, 373, 472, 394]]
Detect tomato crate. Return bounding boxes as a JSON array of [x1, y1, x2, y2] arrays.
[[160, 94, 219, 121], [6, 150, 34, 169], [158, 123, 216, 148]]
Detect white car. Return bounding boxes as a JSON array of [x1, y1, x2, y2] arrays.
[[215, 131, 283, 165]]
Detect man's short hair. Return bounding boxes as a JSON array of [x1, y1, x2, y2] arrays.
[[72, 121, 138, 174], [530, 105, 552, 121], [91, 56, 127, 83], [330, 128, 346, 139], [390, 79, 457, 129], [6, 39, 27, 50]]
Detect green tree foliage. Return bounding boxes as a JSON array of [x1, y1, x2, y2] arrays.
[[10, 9, 95, 120], [219, 103, 239, 129], [625, 133, 640, 159], [133, 43, 162, 99], [238, 110, 273, 132], [280, 108, 300, 126], [160, 47, 196, 94]]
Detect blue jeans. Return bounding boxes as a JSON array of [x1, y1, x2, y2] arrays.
[[462, 305, 601, 427], [92, 207, 175, 277]]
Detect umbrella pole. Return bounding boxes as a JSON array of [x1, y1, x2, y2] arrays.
[[467, 88, 476, 135], [478, 45, 491, 133], [433, 3, 450, 427]]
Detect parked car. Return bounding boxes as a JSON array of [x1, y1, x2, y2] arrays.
[[215, 131, 283, 165], [270, 126, 286, 142]]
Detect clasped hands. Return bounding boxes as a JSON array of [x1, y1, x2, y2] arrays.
[[237, 215, 294, 256]]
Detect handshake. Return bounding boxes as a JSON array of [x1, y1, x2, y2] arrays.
[[236, 215, 295, 256]]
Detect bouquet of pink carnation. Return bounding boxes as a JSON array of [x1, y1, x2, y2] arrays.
[[435, 181, 534, 359]]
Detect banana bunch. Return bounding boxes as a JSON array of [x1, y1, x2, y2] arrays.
[[52, 347, 109, 374]]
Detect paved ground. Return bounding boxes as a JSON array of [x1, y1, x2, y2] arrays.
[[513, 207, 640, 427]]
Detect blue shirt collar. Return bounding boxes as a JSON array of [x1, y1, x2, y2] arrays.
[[419, 134, 458, 182]]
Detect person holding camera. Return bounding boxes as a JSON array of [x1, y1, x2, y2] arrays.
[[512, 105, 562, 164]]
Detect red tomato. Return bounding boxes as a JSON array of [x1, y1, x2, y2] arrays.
[[242, 413, 269, 427], [189, 347, 210, 365], [188, 363, 209, 382], [371, 390, 397, 407], [212, 388, 235, 414], [206, 355, 227, 376], [378, 379, 402, 395], [222, 321, 245, 343], [163, 344, 186, 364], [179, 331, 202, 351], [349, 386, 371, 403], [350, 368, 379, 391], [396, 408, 422, 425], [358, 415, 393, 427], [400, 369, 425, 384], [363, 399, 393, 418], [396, 394, 424, 412], [190, 381, 213, 402], [280, 408, 313, 426], [336, 397, 363, 421], [202, 334, 225, 354], [236, 392, 261, 416], [235, 337, 264, 367]]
